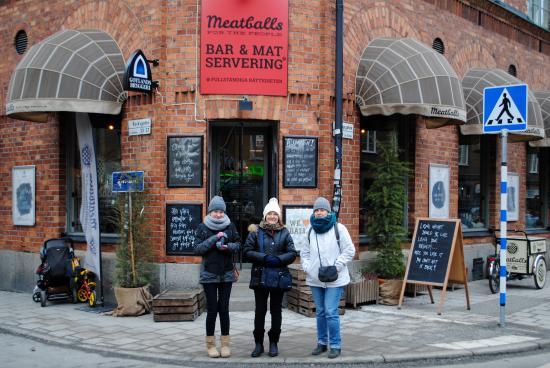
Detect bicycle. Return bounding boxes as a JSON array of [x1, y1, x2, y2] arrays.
[[75, 268, 97, 307]]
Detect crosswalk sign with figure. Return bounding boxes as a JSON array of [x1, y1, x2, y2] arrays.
[[483, 84, 528, 133]]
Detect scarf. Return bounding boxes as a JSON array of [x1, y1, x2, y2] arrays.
[[259, 220, 284, 232], [204, 214, 231, 231], [310, 212, 336, 234]]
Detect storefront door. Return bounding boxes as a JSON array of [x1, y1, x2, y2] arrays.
[[210, 122, 277, 259]]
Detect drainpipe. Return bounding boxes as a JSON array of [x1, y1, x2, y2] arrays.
[[332, 0, 344, 218]]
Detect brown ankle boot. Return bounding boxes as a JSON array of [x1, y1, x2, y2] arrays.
[[205, 336, 220, 358], [220, 335, 231, 358]]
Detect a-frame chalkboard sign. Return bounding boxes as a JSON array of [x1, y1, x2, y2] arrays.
[[398, 218, 470, 315]]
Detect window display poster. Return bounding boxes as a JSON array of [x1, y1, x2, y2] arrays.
[[283, 205, 313, 253], [429, 164, 449, 219], [12, 165, 35, 226], [507, 172, 519, 221]]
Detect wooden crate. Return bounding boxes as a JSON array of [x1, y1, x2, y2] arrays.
[[288, 264, 307, 281], [153, 290, 202, 322], [345, 279, 379, 308]]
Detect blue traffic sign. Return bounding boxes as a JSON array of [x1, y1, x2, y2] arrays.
[[483, 84, 528, 133], [112, 171, 144, 192]]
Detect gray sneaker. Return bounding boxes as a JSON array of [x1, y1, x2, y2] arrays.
[[311, 344, 328, 355]]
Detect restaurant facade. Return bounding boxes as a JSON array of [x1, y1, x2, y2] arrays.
[[1, 0, 549, 300]]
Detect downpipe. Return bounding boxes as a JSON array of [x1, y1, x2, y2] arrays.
[[332, 0, 344, 218]]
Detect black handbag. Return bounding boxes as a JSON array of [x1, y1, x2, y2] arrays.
[[314, 224, 341, 283]]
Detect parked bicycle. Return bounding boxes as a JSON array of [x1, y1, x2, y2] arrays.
[[74, 268, 97, 307], [487, 229, 547, 294]]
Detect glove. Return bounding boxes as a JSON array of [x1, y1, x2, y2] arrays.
[[216, 232, 228, 239], [264, 255, 281, 267]]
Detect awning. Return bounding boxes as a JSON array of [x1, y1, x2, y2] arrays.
[[530, 91, 550, 147], [461, 68, 544, 142], [6, 29, 127, 122], [355, 38, 466, 128]]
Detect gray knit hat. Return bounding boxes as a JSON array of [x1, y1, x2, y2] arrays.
[[313, 197, 331, 212], [208, 196, 226, 213]]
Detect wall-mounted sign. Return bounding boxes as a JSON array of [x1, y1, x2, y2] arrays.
[[112, 171, 145, 193], [124, 49, 153, 94], [200, 0, 288, 96], [283, 136, 318, 188], [429, 164, 450, 219], [343, 122, 354, 139], [12, 165, 35, 226], [167, 136, 203, 188], [128, 118, 152, 136], [166, 203, 202, 256]]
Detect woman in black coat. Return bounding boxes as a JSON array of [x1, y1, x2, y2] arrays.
[[194, 196, 240, 359], [243, 198, 297, 358]]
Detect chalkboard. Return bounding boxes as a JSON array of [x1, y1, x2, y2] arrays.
[[283, 136, 318, 188], [167, 136, 203, 187], [406, 219, 457, 284], [166, 203, 202, 256]]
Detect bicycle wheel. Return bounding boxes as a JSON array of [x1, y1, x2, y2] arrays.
[[88, 290, 97, 307], [534, 258, 547, 289], [489, 263, 500, 294], [77, 288, 88, 302]]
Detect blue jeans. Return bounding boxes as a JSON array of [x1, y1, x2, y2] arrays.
[[310, 286, 344, 349]]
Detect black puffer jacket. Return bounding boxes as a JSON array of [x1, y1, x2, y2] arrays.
[[194, 222, 241, 283], [243, 225, 297, 289]]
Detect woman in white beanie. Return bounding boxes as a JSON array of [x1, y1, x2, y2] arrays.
[[194, 196, 241, 358], [300, 197, 355, 359], [243, 198, 297, 358]]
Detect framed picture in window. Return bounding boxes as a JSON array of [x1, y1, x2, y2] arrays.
[[429, 164, 449, 219], [12, 165, 36, 226], [507, 172, 519, 221], [283, 205, 313, 253], [167, 136, 203, 187]]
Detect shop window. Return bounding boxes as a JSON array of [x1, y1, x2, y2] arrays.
[[458, 135, 489, 231], [528, 0, 550, 29], [64, 114, 122, 237], [526, 147, 545, 229], [359, 116, 413, 237]]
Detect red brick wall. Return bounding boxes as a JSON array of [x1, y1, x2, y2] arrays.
[[0, 0, 549, 262]]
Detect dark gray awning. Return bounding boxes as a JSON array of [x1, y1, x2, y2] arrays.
[[6, 29, 127, 122], [355, 38, 466, 128], [461, 68, 544, 142], [530, 91, 550, 147]]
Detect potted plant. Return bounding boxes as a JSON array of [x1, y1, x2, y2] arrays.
[[111, 191, 154, 316], [365, 136, 409, 305]]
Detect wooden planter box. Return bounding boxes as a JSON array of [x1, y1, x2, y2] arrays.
[[345, 279, 379, 308]]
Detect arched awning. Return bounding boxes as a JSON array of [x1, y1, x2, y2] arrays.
[[355, 38, 466, 128], [6, 29, 127, 122], [530, 91, 550, 147], [461, 68, 544, 142]]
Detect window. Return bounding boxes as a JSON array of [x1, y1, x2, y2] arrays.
[[529, 0, 550, 29], [361, 129, 376, 153], [64, 113, 122, 236], [360, 116, 413, 236], [459, 145, 469, 166], [458, 135, 489, 231], [526, 147, 545, 228]]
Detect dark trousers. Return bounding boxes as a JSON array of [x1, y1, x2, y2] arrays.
[[203, 282, 232, 336], [253, 288, 284, 343]]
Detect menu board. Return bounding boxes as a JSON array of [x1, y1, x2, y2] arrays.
[[283, 205, 313, 253], [283, 136, 317, 188], [406, 219, 457, 284], [167, 136, 203, 187], [166, 203, 202, 255]]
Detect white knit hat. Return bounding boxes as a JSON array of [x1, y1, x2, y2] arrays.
[[263, 197, 282, 219]]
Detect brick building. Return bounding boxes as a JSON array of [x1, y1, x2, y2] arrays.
[[0, 0, 549, 301]]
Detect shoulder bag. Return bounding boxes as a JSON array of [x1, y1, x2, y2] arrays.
[[312, 224, 341, 283]]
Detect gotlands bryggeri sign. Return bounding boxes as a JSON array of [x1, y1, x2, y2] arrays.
[[200, 0, 288, 96]]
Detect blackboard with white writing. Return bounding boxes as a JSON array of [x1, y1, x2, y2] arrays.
[[406, 219, 456, 284], [166, 203, 202, 255], [283, 136, 318, 188], [167, 136, 203, 187]]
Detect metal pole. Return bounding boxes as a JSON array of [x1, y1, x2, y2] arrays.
[[128, 192, 137, 286], [332, 0, 344, 218], [499, 130, 508, 327]]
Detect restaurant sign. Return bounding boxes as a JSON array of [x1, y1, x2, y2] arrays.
[[200, 0, 288, 96], [124, 49, 153, 94]]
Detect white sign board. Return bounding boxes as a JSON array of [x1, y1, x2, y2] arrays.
[[343, 122, 354, 139], [429, 164, 450, 219], [12, 165, 35, 226], [283, 205, 313, 253], [128, 118, 152, 136]]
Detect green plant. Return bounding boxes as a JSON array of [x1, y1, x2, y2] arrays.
[[365, 137, 409, 279], [113, 191, 153, 288]]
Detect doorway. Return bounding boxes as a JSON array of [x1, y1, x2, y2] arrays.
[[209, 121, 277, 251]]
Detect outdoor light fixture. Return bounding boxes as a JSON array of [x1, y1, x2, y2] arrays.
[[238, 96, 253, 111]]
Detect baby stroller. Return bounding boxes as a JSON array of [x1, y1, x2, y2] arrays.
[[34, 237, 77, 307]]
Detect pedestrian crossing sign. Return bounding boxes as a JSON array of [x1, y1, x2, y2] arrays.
[[483, 84, 528, 133]]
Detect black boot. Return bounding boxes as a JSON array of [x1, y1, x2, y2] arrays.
[[251, 329, 264, 358], [267, 329, 280, 357]]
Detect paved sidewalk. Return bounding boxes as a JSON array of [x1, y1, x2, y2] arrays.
[[1, 278, 550, 365]]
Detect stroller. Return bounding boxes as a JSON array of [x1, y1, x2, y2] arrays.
[[33, 238, 77, 307]]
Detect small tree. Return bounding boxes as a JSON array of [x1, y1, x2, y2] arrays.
[[114, 191, 153, 288], [366, 136, 409, 279]]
